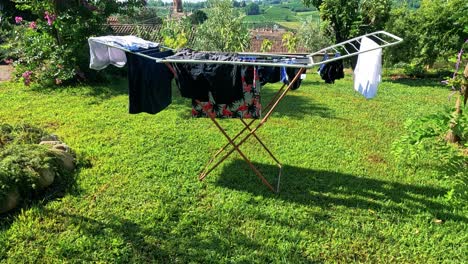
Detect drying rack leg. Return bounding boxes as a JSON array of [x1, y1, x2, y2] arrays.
[[197, 68, 305, 193]]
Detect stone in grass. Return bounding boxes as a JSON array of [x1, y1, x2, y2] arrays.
[[39, 140, 62, 147], [52, 143, 71, 153], [37, 168, 55, 189], [0, 188, 20, 214], [40, 134, 59, 142], [50, 149, 75, 172]]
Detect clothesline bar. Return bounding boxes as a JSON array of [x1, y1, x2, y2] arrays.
[[161, 57, 312, 68], [347, 42, 360, 52], [372, 34, 390, 45]]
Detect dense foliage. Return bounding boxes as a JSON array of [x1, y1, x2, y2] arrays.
[[245, 2, 261, 15], [302, 0, 392, 42], [385, 0, 467, 68], [393, 45, 468, 207], [192, 0, 250, 52], [190, 10, 208, 25], [297, 17, 334, 52], [2, 0, 144, 86], [392, 110, 467, 206]]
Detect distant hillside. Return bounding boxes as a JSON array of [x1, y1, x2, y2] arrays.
[[242, 0, 319, 30]]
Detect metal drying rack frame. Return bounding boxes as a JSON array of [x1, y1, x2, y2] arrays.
[[90, 31, 402, 193]]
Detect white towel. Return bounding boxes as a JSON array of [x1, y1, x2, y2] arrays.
[[353, 36, 382, 99]]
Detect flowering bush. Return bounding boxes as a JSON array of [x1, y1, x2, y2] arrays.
[[4, 0, 145, 87]]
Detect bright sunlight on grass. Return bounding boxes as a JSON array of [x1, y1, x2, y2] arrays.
[[0, 74, 466, 262]]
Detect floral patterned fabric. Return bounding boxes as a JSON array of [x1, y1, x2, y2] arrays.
[[192, 66, 262, 119]]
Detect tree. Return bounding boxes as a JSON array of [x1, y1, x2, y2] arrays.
[[193, 0, 250, 52], [260, 39, 272, 52], [302, 0, 391, 42], [385, 0, 468, 67], [297, 17, 333, 52], [190, 10, 208, 25], [245, 2, 260, 15], [282, 32, 298, 53], [444, 42, 468, 144]]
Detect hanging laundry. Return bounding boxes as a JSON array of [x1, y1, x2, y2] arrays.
[[192, 66, 262, 119], [319, 53, 344, 84], [317, 53, 329, 74], [354, 36, 382, 99], [170, 49, 244, 104], [258, 66, 280, 85], [126, 49, 174, 114], [88, 36, 159, 70], [258, 66, 304, 90]]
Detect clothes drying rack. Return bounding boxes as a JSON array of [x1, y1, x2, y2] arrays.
[[90, 31, 402, 193]]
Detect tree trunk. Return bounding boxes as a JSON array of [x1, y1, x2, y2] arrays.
[[446, 95, 462, 144], [445, 63, 468, 144]]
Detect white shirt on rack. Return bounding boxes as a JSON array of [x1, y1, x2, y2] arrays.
[[353, 36, 382, 99], [88, 36, 159, 70]]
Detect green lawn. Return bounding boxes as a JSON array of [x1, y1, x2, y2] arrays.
[[243, 6, 300, 23], [243, 7, 319, 30], [0, 74, 466, 263]]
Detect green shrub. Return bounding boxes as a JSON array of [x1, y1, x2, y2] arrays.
[[392, 109, 468, 206], [4, 0, 145, 87], [402, 62, 426, 78], [0, 123, 48, 147]]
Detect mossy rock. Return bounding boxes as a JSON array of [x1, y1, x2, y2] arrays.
[[0, 144, 56, 198], [50, 149, 75, 172], [0, 187, 20, 214], [0, 123, 76, 214]]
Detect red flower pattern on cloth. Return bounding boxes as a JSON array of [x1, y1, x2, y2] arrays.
[[222, 106, 233, 117], [192, 66, 261, 119]]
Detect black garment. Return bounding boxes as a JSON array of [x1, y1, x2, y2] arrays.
[[286, 67, 305, 90], [319, 59, 344, 84], [170, 49, 243, 104], [126, 49, 174, 114], [258, 67, 280, 85], [258, 66, 305, 90]]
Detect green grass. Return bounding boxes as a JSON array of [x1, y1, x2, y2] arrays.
[[243, 6, 300, 23], [0, 73, 467, 262], [276, 21, 301, 30], [242, 7, 319, 30]]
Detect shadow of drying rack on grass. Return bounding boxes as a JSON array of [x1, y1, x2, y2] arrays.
[[216, 160, 466, 223], [24, 208, 318, 263], [386, 78, 448, 88]]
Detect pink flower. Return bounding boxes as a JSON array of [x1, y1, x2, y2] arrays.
[[29, 21, 37, 29], [4, 59, 13, 64], [55, 79, 62, 85], [44, 11, 56, 26], [15, 16, 23, 24], [22, 71, 33, 86]]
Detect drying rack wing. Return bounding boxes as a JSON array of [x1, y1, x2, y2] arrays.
[[308, 31, 403, 66], [87, 31, 402, 69]]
